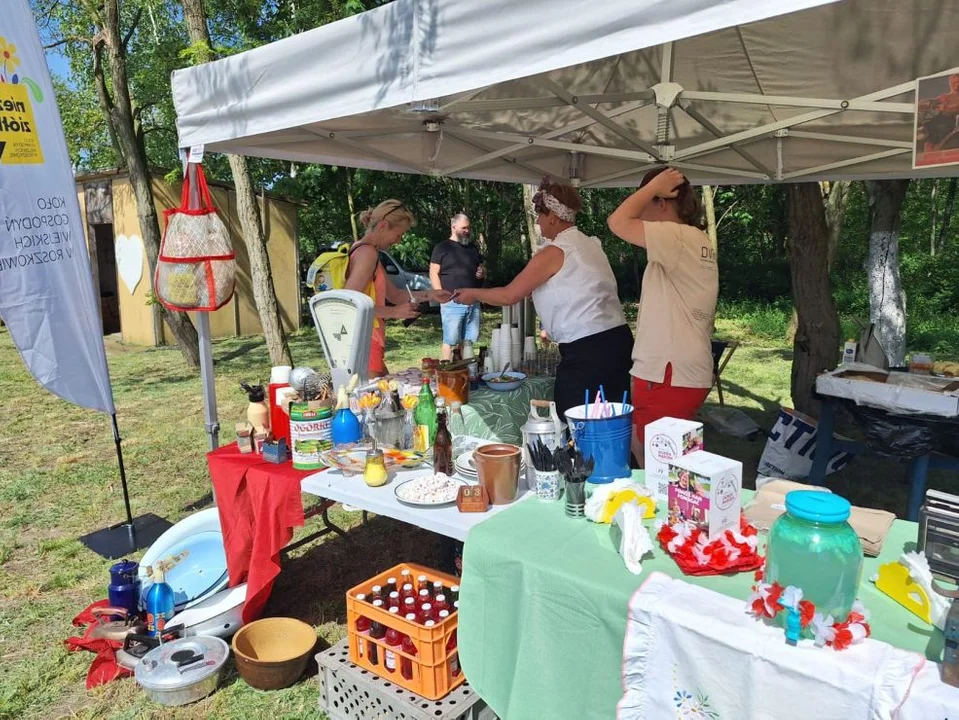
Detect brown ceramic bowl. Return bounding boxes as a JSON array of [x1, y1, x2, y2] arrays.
[[231, 617, 317, 690], [474, 443, 522, 504]]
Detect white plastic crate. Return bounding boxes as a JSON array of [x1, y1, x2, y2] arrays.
[[316, 640, 497, 720]]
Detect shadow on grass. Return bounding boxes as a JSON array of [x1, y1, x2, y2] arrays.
[[263, 514, 450, 628]]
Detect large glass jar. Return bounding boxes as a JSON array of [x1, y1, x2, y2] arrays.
[[763, 490, 863, 622]]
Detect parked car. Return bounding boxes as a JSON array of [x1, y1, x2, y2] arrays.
[[306, 243, 437, 307]]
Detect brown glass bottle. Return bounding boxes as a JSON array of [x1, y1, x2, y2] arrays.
[[433, 406, 453, 475]]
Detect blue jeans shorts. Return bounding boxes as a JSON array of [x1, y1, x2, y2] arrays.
[[440, 301, 481, 346]]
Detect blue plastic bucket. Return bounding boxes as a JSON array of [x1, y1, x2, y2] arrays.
[[565, 403, 633, 484]]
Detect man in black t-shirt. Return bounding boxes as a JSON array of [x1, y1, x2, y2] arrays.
[[430, 213, 485, 360]]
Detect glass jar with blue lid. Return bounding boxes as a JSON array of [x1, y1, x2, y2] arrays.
[[763, 490, 863, 622]]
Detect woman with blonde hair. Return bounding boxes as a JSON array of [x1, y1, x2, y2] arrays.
[[345, 199, 451, 376], [453, 179, 632, 421], [607, 167, 719, 464]]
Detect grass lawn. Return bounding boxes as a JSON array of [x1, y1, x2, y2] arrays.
[[0, 309, 955, 719]]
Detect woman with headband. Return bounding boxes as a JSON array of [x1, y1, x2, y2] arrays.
[[607, 167, 719, 464], [453, 179, 633, 421], [345, 199, 451, 376]]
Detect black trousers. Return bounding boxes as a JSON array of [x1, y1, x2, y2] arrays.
[[554, 324, 634, 423]]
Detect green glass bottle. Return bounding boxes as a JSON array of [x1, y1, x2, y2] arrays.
[[412, 377, 437, 452]]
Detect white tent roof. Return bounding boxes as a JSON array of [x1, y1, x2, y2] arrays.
[[172, 0, 959, 186]]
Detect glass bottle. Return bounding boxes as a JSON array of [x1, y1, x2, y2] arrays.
[[401, 630, 417, 680], [447, 628, 460, 679], [419, 602, 433, 624], [368, 603, 386, 666], [417, 575, 430, 594], [413, 378, 437, 452], [385, 577, 398, 595], [449, 401, 467, 456], [355, 593, 370, 660], [388, 591, 401, 610], [433, 405, 453, 475], [384, 608, 402, 673]]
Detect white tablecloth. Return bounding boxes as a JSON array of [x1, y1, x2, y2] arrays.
[[301, 437, 530, 541]]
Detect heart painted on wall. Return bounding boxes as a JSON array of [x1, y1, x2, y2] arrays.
[[115, 233, 144, 295]]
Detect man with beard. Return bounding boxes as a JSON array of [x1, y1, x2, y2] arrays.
[[430, 213, 485, 360]]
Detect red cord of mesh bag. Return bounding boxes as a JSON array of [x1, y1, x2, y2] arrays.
[[187, 162, 217, 307]]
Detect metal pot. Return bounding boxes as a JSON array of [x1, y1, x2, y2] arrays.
[[521, 400, 566, 490], [135, 636, 229, 706]]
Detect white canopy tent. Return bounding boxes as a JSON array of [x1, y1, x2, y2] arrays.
[[172, 0, 959, 187]]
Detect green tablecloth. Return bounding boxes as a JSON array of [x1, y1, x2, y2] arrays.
[[458, 475, 940, 720], [462, 376, 554, 444]]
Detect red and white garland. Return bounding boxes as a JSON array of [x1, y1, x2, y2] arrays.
[[746, 581, 872, 651], [655, 516, 763, 575]]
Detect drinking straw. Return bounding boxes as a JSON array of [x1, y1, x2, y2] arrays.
[[591, 390, 603, 419], [599, 385, 609, 418], [584, 388, 590, 415], [621, 390, 628, 416]]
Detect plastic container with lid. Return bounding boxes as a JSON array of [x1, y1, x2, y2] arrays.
[[763, 490, 864, 622]]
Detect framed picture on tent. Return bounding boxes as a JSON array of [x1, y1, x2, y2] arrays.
[[914, 69, 959, 169]]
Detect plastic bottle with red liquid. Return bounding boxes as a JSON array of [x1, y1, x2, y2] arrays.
[[401, 631, 418, 680], [268, 366, 292, 444], [384, 608, 403, 674], [355, 593, 371, 660]]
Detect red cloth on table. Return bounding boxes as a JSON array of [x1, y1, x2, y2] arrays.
[[63, 599, 132, 688], [207, 443, 322, 623]]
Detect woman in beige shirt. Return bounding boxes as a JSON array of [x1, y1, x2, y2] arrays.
[[607, 168, 719, 464]]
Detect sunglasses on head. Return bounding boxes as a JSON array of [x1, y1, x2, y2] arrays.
[[382, 202, 409, 222]]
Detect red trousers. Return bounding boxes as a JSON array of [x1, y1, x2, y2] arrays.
[[631, 364, 710, 446]]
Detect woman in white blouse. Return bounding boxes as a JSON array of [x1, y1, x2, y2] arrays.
[[453, 178, 633, 420]]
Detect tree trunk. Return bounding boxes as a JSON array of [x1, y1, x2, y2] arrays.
[[345, 169, 359, 243], [522, 184, 540, 257], [701, 185, 718, 253], [930, 180, 939, 256], [90, 0, 200, 368], [865, 179, 910, 367], [786, 183, 841, 418], [181, 0, 292, 367], [786, 181, 849, 344], [937, 178, 957, 252], [823, 180, 850, 273]]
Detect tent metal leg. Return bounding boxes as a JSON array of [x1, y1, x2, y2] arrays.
[[197, 313, 220, 450]]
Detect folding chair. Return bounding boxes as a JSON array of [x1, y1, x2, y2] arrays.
[[710, 340, 739, 406]]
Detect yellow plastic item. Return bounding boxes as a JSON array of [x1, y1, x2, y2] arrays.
[[875, 560, 933, 624], [598, 488, 657, 524]]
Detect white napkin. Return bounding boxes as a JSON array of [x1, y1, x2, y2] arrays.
[[619, 572, 924, 720], [612, 502, 653, 575]]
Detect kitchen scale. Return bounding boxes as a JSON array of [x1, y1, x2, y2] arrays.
[[918, 489, 959, 687], [309, 290, 374, 392]]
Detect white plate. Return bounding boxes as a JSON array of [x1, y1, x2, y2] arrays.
[[393, 476, 469, 507]]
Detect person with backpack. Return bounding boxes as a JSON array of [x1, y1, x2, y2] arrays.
[[343, 200, 451, 376]]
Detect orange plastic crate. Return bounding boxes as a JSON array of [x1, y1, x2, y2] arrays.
[[345, 562, 464, 700]]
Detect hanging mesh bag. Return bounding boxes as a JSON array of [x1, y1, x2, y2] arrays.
[[155, 165, 236, 311]]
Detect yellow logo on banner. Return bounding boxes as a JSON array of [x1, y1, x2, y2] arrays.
[[1, 36, 43, 165], [0, 82, 42, 164]]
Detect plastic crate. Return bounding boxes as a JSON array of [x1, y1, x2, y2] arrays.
[[346, 562, 464, 700], [316, 640, 497, 720]]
